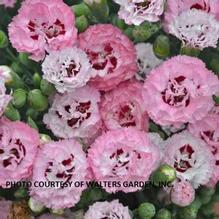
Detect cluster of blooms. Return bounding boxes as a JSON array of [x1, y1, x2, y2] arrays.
[[0, 0, 218, 217]]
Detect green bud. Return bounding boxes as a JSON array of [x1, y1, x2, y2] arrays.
[[124, 27, 134, 41], [151, 164, 176, 186], [153, 35, 170, 59], [76, 15, 89, 33], [4, 104, 21, 121], [40, 79, 55, 96], [18, 53, 35, 66], [40, 134, 51, 144], [213, 95, 219, 104], [50, 208, 64, 215], [12, 89, 27, 108], [0, 30, 8, 48], [28, 197, 45, 214], [26, 108, 39, 120], [155, 208, 171, 219], [138, 202, 156, 219], [191, 197, 202, 210], [14, 187, 28, 200], [133, 22, 160, 43], [72, 3, 92, 17], [178, 205, 198, 219], [28, 89, 48, 112], [6, 71, 25, 89], [33, 72, 41, 88], [199, 187, 215, 205], [209, 57, 219, 75], [10, 62, 23, 75], [180, 46, 200, 57], [84, 0, 109, 22], [200, 201, 214, 217], [112, 15, 127, 30], [27, 117, 38, 131]]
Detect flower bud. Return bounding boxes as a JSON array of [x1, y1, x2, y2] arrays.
[[10, 62, 24, 75], [209, 57, 219, 75], [4, 104, 21, 121], [153, 35, 170, 59], [27, 116, 38, 131], [28, 89, 48, 112], [76, 15, 89, 33], [5, 71, 25, 89], [84, 0, 109, 22], [199, 187, 215, 205], [124, 27, 134, 41], [33, 72, 41, 88], [28, 197, 45, 214], [19, 53, 35, 67], [14, 187, 28, 200], [0, 30, 8, 48], [72, 2, 92, 17], [133, 22, 160, 43], [26, 108, 39, 120], [0, 65, 13, 83], [152, 164, 176, 186], [180, 46, 200, 57], [50, 208, 64, 215], [40, 79, 55, 96], [12, 89, 27, 108], [40, 134, 51, 144], [112, 15, 127, 30], [155, 209, 171, 219], [200, 201, 214, 217], [138, 202, 156, 219]]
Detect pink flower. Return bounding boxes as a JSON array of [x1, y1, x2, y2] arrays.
[[0, 200, 11, 219], [164, 0, 219, 30], [84, 200, 131, 219], [0, 0, 16, 7], [0, 118, 40, 187], [142, 55, 219, 127], [171, 180, 195, 207], [163, 131, 214, 188], [169, 10, 219, 49], [79, 24, 137, 91], [30, 139, 88, 209], [8, 0, 77, 61], [189, 110, 219, 187], [0, 72, 11, 117], [100, 80, 149, 131], [42, 47, 92, 93], [114, 0, 165, 25], [43, 86, 102, 140], [88, 128, 161, 193]]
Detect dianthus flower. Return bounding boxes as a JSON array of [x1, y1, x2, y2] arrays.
[[8, 0, 77, 61], [84, 200, 131, 219], [0, 0, 16, 7], [30, 139, 88, 209], [0, 118, 40, 187], [79, 24, 137, 91], [43, 86, 101, 140], [88, 128, 161, 193], [142, 55, 219, 127], [42, 47, 92, 93]]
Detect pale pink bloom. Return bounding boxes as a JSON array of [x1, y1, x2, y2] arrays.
[[171, 180, 195, 207], [0, 72, 11, 117], [0, 0, 16, 7], [163, 131, 214, 188], [8, 0, 77, 61], [142, 55, 219, 127], [84, 200, 131, 219], [30, 139, 88, 209], [135, 43, 163, 81], [42, 47, 92, 93], [189, 110, 219, 187], [43, 86, 102, 140], [115, 0, 165, 25], [79, 24, 137, 91], [169, 10, 219, 49], [88, 128, 161, 193], [164, 0, 219, 30], [100, 80, 149, 131], [0, 200, 11, 219], [0, 118, 40, 187]]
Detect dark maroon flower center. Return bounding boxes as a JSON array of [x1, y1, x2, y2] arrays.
[[101, 212, 120, 219], [210, 146, 219, 165], [0, 138, 26, 168], [27, 19, 65, 41], [45, 154, 75, 183], [161, 76, 190, 107], [190, 1, 210, 12], [86, 44, 117, 74], [135, 0, 151, 11], [114, 104, 136, 127], [64, 61, 81, 77], [174, 144, 195, 173], [201, 130, 219, 143]]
